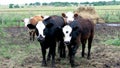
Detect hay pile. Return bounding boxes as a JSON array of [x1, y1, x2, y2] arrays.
[[74, 6, 105, 24]]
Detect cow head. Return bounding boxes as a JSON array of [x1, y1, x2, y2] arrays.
[[62, 12, 79, 23], [62, 25, 72, 45], [36, 21, 45, 41], [62, 21, 80, 45]]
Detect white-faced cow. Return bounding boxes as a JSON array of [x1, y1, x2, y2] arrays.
[[22, 15, 44, 41], [62, 12, 95, 67], [35, 15, 66, 67]]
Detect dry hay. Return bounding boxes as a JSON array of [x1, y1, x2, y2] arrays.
[[74, 6, 105, 24]]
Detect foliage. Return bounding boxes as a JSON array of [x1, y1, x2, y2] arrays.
[[9, 4, 14, 8], [81, 1, 120, 6], [14, 4, 20, 8], [7, 1, 120, 8], [49, 2, 78, 7]]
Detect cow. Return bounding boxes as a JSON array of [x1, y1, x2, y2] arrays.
[[62, 12, 95, 67], [35, 15, 66, 67], [22, 15, 44, 41]]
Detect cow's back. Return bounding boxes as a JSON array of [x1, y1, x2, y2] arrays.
[[75, 17, 94, 39], [30, 16, 43, 25]]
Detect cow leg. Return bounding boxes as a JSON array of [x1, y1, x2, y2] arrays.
[[51, 42, 56, 67], [72, 44, 79, 56], [67, 45, 75, 67], [41, 46, 47, 66], [81, 39, 87, 58], [29, 31, 32, 40], [87, 35, 93, 59], [33, 31, 36, 41], [47, 48, 51, 61], [59, 41, 66, 58]]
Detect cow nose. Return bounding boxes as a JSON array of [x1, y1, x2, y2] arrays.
[[37, 35, 45, 41], [64, 41, 70, 45], [68, 20, 73, 23]]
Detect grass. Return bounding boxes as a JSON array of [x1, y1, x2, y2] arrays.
[[0, 5, 120, 68], [0, 6, 120, 27], [103, 38, 120, 46], [0, 24, 120, 67], [0, 27, 41, 66]]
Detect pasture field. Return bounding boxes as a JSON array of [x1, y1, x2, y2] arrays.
[[0, 5, 120, 27], [0, 5, 120, 68], [0, 24, 120, 68]]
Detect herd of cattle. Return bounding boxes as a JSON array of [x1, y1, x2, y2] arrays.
[[22, 12, 95, 67]]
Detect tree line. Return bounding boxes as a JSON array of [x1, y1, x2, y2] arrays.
[[9, 1, 120, 8]]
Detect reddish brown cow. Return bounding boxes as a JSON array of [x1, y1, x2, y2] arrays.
[[62, 13, 95, 67]]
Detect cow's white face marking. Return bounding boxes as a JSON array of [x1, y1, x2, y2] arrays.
[[23, 18, 30, 27], [65, 12, 74, 23], [62, 25, 72, 42], [36, 21, 45, 38]]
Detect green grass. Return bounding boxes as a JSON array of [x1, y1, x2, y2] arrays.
[[0, 5, 120, 27], [0, 20, 119, 67], [0, 27, 41, 66], [103, 38, 120, 46], [95, 5, 120, 9]]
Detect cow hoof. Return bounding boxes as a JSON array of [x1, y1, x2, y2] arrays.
[[87, 57, 91, 60], [56, 58, 61, 62], [47, 58, 50, 62], [71, 63, 79, 68], [51, 65, 56, 68], [41, 61, 47, 66], [62, 55, 66, 58], [42, 63, 47, 66], [71, 64, 76, 68]]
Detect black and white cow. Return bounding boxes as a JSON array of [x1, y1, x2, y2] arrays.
[[35, 15, 66, 67], [62, 12, 95, 67]]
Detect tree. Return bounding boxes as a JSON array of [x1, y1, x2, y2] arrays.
[[42, 3, 48, 6], [14, 4, 20, 8], [29, 3, 33, 6], [35, 2, 40, 6], [9, 4, 14, 8]]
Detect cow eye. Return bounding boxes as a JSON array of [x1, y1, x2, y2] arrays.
[[65, 16, 68, 18], [66, 31, 68, 33], [70, 33, 72, 36]]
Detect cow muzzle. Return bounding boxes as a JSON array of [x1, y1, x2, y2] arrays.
[[64, 41, 70, 45], [37, 35, 45, 41]]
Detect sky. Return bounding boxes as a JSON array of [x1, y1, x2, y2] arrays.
[[0, 0, 118, 5]]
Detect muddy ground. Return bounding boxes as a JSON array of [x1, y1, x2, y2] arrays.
[[0, 24, 120, 68]]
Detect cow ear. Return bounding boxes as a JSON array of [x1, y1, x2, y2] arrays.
[[62, 13, 67, 18], [41, 16, 44, 19], [46, 23, 53, 28], [74, 13, 78, 17], [27, 24, 36, 29], [73, 26, 78, 31]]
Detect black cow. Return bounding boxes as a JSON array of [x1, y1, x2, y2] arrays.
[[35, 15, 66, 67], [62, 13, 95, 67]]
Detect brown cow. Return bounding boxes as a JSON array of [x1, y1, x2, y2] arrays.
[[62, 12, 95, 67]]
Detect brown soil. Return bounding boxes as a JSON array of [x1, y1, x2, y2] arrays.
[[0, 24, 120, 68]]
